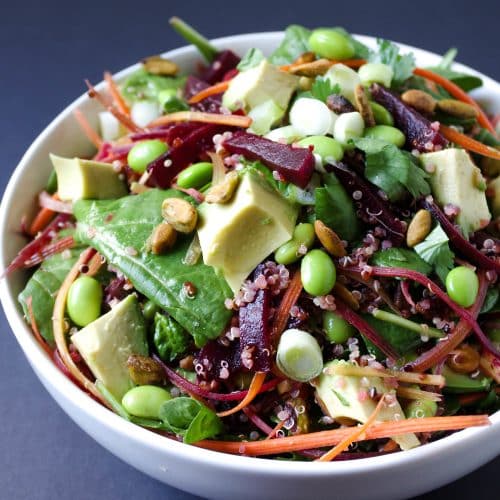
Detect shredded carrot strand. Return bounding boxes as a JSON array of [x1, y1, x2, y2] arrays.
[[265, 418, 287, 440], [216, 372, 267, 417], [149, 111, 252, 128], [316, 396, 386, 462], [188, 81, 230, 104], [381, 439, 399, 453], [440, 125, 500, 160], [195, 414, 489, 456], [272, 271, 303, 342], [414, 68, 496, 135], [73, 109, 103, 149], [52, 247, 110, 407], [29, 193, 61, 236], [26, 296, 53, 357], [104, 71, 130, 116]]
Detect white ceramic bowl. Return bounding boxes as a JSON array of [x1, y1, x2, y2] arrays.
[[1, 32, 499, 500]]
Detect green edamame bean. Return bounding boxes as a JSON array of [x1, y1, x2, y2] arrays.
[[127, 139, 168, 174], [301, 249, 336, 296], [67, 276, 103, 327], [143, 300, 159, 322], [364, 125, 406, 147], [446, 266, 479, 307], [308, 28, 355, 60], [293, 223, 315, 248], [297, 136, 344, 163], [405, 399, 437, 419], [323, 311, 354, 343], [122, 385, 172, 419], [370, 102, 394, 126], [177, 162, 213, 189], [275, 223, 315, 265]]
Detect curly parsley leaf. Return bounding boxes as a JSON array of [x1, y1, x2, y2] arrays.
[[353, 137, 430, 202], [237, 48, 265, 71], [368, 39, 415, 88], [414, 225, 455, 282], [310, 77, 340, 102]]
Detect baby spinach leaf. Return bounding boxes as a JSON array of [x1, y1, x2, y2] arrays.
[[480, 287, 500, 314], [368, 39, 415, 88], [269, 25, 311, 65], [414, 225, 455, 283], [74, 189, 232, 347], [237, 48, 265, 71], [153, 312, 191, 362], [159, 397, 223, 443], [314, 172, 361, 242], [122, 68, 187, 102], [371, 248, 432, 276]]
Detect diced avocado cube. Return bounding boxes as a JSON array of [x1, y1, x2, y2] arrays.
[[420, 148, 491, 235], [197, 171, 298, 292], [50, 153, 128, 201], [488, 176, 500, 217], [315, 361, 420, 451], [71, 294, 148, 399], [222, 60, 298, 113]]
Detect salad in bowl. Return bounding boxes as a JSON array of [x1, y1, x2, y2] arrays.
[[4, 18, 500, 464]]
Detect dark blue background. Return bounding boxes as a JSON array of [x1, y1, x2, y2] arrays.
[[1, 1, 498, 498]]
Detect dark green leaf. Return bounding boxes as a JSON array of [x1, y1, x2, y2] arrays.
[[269, 25, 311, 65], [237, 48, 265, 71], [371, 248, 432, 275], [353, 137, 430, 201], [153, 313, 191, 362], [184, 404, 224, 444], [310, 77, 340, 102], [474, 128, 500, 148], [74, 189, 232, 347], [414, 225, 455, 283], [368, 39, 415, 88], [480, 287, 500, 314], [405, 76, 451, 100], [314, 173, 361, 242], [122, 68, 187, 102]]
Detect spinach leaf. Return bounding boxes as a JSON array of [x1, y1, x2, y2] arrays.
[[474, 128, 500, 148], [371, 248, 432, 275], [74, 189, 232, 347], [159, 397, 223, 443], [153, 312, 191, 362], [368, 39, 415, 88], [122, 68, 187, 102], [314, 173, 361, 242], [310, 77, 340, 102], [19, 248, 83, 345], [269, 25, 311, 65], [414, 225, 455, 283], [237, 48, 265, 71], [480, 288, 500, 314], [353, 137, 430, 201], [362, 314, 423, 359]]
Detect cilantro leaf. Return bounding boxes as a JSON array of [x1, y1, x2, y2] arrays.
[[310, 77, 340, 102], [353, 137, 430, 202], [237, 48, 265, 71], [414, 225, 455, 283], [269, 25, 311, 65], [368, 39, 415, 87]]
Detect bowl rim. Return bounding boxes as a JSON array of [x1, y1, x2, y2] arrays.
[[1, 30, 499, 477]]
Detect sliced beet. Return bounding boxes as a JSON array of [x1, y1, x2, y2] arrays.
[[423, 197, 500, 273], [223, 131, 315, 188], [200, 50, 241, 85], [195, 338, 241, 381], [184, 75, 222, 113], [330, 162, 406, 245], [370, 83, 448, 152]]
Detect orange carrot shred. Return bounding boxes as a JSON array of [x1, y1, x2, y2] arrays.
[[104, 71, 130, 116], [188, 81, 230, 104], [440, 125, 500, 160], [149, 111, 252, 128], [413, 68, 496, 135], [216, 372, 267, 418], [73, 109, 104, 149], [272, 271, 303, 342], [316, 396, 386, 462], [265, 418, 287, 440], [29, 193, 61, 236], [26, 296, 53, 357]]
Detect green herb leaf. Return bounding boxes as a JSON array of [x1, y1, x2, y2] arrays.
[[122, 68, 186, 102], [74, 189, 232, 347], [153, 313, 191, 362], [474, 128, 500, 148], [368, 39, 416, 88], [237, 48, 265, 71], [414, 225, 455, 283], [159, 397, 223, 443], [314, 173, 361, 242], [353, 137, 430, 201], [371, 248, 432, 276], [331, 389, 350, 407], [480, 287, 500, 314], [269, 25, 311, 65], [310, 77, 340, 102]]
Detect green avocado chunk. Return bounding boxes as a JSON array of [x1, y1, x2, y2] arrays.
[[50, 153, 128, 201], [71, 294, 148, 399]]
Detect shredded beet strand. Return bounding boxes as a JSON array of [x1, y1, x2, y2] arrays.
[[184, 76, 223, 113], [200, 50, 240, 85]]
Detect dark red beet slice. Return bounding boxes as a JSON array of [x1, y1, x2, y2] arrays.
[[423, 196, 500, 273], [370, 83, 448, 152], [184, 75, 222, 113], [200, 50, 241, 85], [195, 338, 241, 381], [223, 131, 315, 188], [146, 123, 225, 188], [330, 162, 406, 245]]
